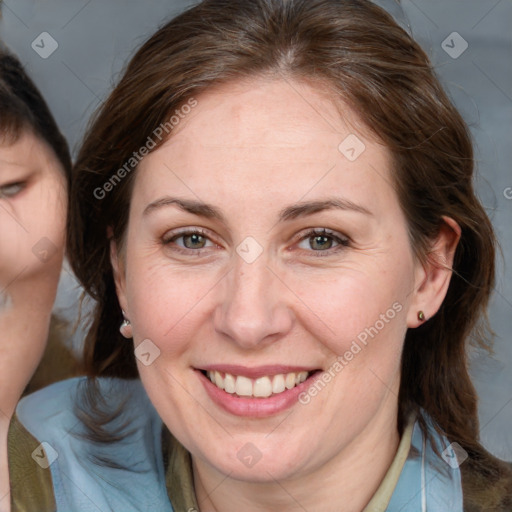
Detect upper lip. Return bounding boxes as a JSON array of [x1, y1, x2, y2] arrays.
[[198, 364, 319, 379]]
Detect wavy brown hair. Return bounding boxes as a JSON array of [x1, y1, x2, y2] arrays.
[[69, 0, 497, 466]]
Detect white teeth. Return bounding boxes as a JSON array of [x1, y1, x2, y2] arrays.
[[214, 371, 224, 390], [224, 373, 236, 394], [253, 376, 272, 398], [272, 374, 285, 394], [235, 376, 253, 397], [285, 373, 296, 389], [205, 370, 311, 397]]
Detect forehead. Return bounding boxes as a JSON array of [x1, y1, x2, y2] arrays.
[[0, 130, 54, 169], [162, 77, 372, 155], [134, 78, 396, 214]]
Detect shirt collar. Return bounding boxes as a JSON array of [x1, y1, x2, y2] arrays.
[[362, 413, 416, 511]]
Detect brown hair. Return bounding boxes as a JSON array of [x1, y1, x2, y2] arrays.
[[0, 46, 72, 182], [69, 0, 496, 463]]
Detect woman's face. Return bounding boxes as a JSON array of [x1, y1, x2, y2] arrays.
[[0, 129, 66, 297], [114, 78, 427, 481], [0, 129, 67, 410]]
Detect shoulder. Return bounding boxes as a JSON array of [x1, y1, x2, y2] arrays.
[[9, 378, 85, 512], [9, 377, 172, 512], [14, 376, 152, 450], [461, 445, 512, 512], [405, 413, 512, 511], [8, 413, 56, 511]]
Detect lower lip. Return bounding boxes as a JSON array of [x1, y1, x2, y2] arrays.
[[197, 370, 319, 418]]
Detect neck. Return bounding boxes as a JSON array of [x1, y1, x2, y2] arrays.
[[193, 400, 400, 512]]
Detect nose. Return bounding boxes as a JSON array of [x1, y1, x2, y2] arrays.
[[213, 253, 294, 350]]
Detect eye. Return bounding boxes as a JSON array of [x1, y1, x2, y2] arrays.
[[162, 228, 217, 253], [161, 227, 349, 258], [296, 228, 349, 255], [0, 181, 25, 198]]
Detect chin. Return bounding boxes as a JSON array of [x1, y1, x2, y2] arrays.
[[197, 437, 314, 482]]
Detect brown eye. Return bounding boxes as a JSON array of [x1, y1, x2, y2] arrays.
[[162, 229, 216, 253], [309, 234, 334, 251], [182, 233, 207, 249], [296, 228, 349, 255]]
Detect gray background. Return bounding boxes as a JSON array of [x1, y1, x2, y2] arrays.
[[1, 0, 511, 460]]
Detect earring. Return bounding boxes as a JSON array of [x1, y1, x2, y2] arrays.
[[119, 309, 133, 338], [417, 311, 425, 322]]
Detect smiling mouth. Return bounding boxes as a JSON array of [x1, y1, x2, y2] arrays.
[[200, 370, 319, 398]]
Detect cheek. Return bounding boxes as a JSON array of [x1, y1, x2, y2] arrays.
[[26, 179, 67, 274], [30, 176, 67, 238], [126, 261, 220, 353], [0, 213, 26, 278], [286, 260, 411, 355], [0, 180, 67, 282]]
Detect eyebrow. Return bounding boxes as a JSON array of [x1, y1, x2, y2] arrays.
[[143, 196, 373, 222]]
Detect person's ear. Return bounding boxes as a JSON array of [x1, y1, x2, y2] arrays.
[[407, 216, 461, 328], [109, 228, 129, 316]]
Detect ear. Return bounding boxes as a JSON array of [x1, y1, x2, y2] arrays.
[[407, 216, 461, 328], [109, 230, 129, 318]]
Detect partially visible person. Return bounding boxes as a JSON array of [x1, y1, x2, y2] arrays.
[[0, 45, 71, 510]]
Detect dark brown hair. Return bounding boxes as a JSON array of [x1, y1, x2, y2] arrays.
[[69, 0, 496, 464], [0, 46, 72, 182]]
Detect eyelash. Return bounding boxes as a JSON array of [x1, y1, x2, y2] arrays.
[[161, 227, 350, 258]]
